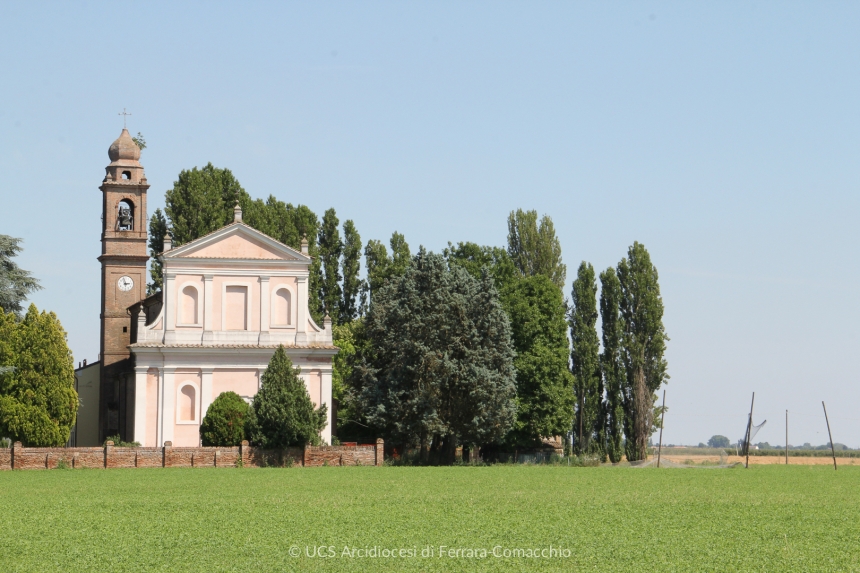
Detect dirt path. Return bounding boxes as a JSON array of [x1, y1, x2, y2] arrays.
[[658, 454, 858, 466]]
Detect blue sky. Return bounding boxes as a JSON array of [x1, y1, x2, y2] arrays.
[[1, 2, 858, 447]]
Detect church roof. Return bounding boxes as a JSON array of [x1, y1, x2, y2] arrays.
[[162, 222, 310, 263]]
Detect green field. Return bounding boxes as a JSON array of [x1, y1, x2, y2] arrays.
[[0, 465, 857, 572]]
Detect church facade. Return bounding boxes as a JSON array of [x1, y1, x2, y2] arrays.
[[82, 128, 336, 447]]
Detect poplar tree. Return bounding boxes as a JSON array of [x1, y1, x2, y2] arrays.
[[0, 235, 41, 317], [352, 250, 517, 464], [361, 232, 411, 311], [340, 220, 362, 324], [599, 267, 625, 463], [506, 209, 567, 290], [570, 262, 602, 456], [147, 209, 167, 294], [246, 345, 327, 448], [0, 305, 77, 446], [317, 208, 343, 319], [617, 242, 669, 461]]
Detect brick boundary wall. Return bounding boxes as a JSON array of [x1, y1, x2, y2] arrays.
[[0, 438, 384, 470]]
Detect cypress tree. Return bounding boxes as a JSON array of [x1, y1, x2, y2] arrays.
[[0, 305, 77, 446], [318, 208, 343, 319], [340, 220, 362, 323], [247, 346, 327, 448], [617, 242, 669, 461], [599, 267, 625, 463], [570, 262, 602, 457]]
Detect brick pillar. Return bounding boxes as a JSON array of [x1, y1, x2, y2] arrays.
[[375, 438, 384, 467], [163, 441, 173, 467], [239, 440, 249, 467], [104, 440, 114, 469], [12, 441, 22, 470]]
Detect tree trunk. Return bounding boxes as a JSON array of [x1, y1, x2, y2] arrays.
[[632, 364, 650, 461]]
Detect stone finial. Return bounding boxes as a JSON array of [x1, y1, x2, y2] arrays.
[[301, 235, 309, 255], [163, 233, 172, 252], [323, 313, 332, 333], [233, 201, 243, 223]]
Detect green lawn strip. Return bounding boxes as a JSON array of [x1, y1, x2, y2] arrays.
[[0, 465, 857, 572]]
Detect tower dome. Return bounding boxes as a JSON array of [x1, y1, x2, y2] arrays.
[[108, 128, 141, 162]]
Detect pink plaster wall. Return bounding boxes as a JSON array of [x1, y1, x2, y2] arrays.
[[189, 233, 283, 259], [173, 424, 200, 447], [306, 370, 321, 408], [213, 369, 259, 402], [146, 369, 158, 447]]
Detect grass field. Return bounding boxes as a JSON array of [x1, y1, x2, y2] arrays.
[[1, 465, 857, 572]]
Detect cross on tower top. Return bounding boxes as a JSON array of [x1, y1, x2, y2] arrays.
[[118, 108, 132, 128]]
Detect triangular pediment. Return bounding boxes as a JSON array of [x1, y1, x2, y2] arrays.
[[165, 223, 308, 261]]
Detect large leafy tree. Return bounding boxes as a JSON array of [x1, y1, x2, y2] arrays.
[[446, 243, 573, 449], [317, 208, 343, 319], [617, 242, 669, 461], [506, 209, 566, 290], [0, 236, 41, 317], [0, 305, 77, 446], [163, 163, 248, 246], [246, 345, 327, 448], [599, 267, 626, 463], [352, 249, 517, 464], [570, 262, 602, 456], [147, 166, 325, 321], [503, 275, 575, 448]]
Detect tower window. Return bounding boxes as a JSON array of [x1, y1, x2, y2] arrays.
[[116, 200, 134, 231], [122, 171, 131, 180], [123, 326, 128, 333]]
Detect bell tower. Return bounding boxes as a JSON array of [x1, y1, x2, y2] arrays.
[[98, 128, 149, 441]]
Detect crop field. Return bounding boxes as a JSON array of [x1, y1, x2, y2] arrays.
[[1, 465, 857, 572]]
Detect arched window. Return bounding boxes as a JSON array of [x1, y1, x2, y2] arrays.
[[180, 285, 199, 325], [272, 287, 292, 326], [116, 200, 134, 231], [178, 384, 196, 422]]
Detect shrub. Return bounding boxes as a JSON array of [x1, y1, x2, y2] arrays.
[[0, 437, 10, 448], [104, 435, 141, 447], [247, 346, 327, 448], [200, 391, 249, 447]]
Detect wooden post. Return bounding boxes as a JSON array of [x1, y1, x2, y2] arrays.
[[822, 401, 837, 471], [745, 392, 755, 469], [656, 390, 666, 468], [785, 410, 788, 465]]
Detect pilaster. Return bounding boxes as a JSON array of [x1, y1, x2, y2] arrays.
[[296, 276, 308, 344], [133, 366, 148, 445], [203, 274, 214, 343]]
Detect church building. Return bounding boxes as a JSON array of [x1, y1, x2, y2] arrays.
[[77, 128, 336, 447]]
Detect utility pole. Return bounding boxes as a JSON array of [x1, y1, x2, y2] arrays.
[[656, 390, 666, 468], [744, 392, 755, 469], [822, 401, 837, 471]]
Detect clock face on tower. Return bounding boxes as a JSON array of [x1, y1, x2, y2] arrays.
[[117, 276, 134, 292]]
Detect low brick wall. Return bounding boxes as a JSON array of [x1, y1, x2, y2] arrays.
[[0, 439, 384, 470]]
